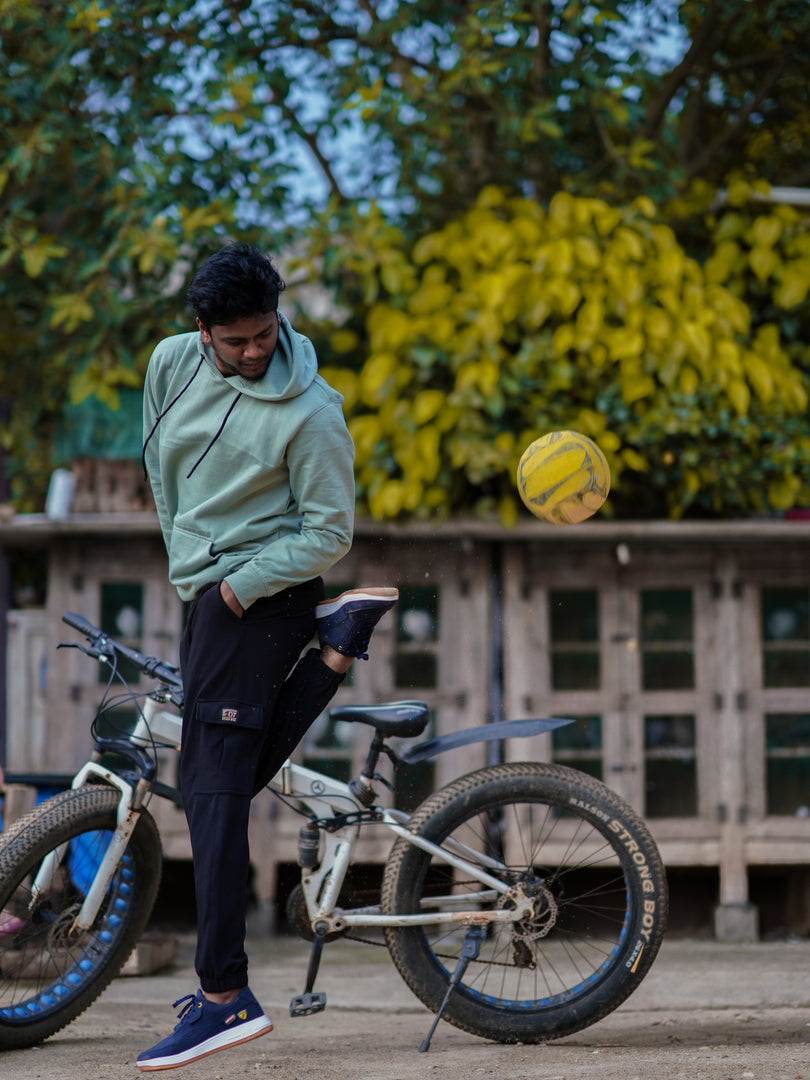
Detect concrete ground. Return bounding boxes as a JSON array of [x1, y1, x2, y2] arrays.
[[1, 933, 808, 1079]]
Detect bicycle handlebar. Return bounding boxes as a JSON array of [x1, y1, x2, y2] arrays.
[[62, 611, 184, 695]]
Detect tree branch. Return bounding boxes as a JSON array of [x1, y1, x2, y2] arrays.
[[278, 102, 346, 202], [685, 59, 787, 179], [355, 0, 378, 24], [642, 0, 722, 138], [714, 50, 789, 74], [529, 1, 551, 96]]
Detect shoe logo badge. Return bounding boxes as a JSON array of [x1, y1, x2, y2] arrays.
[[237, 1009, 248, 1020], [221, 707, 238, 723]]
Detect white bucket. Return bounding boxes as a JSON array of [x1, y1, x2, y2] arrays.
[[45, 468, 75, 519]]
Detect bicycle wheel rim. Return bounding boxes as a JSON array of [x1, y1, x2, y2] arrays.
[[404, 795, 637, 1012]]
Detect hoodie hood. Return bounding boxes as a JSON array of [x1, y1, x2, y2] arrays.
[[142, 311, 321, 479], [199, 311, 319, 401]]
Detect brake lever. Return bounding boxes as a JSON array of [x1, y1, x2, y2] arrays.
[[57, 640, 114, 663]]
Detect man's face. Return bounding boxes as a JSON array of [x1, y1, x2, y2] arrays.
[[198, 312, 280, 381]]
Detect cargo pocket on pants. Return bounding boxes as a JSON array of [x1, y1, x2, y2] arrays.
[[191, 700, 265, 795]]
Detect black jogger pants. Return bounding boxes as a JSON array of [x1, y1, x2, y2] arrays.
[[178, 577, 343, 993]]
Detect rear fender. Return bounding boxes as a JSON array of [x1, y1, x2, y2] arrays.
[[399, 717, 574, 764]]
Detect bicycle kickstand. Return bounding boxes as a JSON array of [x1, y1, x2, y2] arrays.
[[289, 924, 328, 1017], [418, 923, 487, 1053]]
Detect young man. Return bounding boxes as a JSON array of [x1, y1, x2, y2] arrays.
[[139, 244, 397, 1070]]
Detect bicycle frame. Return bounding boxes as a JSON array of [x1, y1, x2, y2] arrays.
[[47, 695, 534, 935], [273, 762, 534, 933]]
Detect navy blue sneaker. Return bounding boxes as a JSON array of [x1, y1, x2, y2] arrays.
[[136, 987, 272, 1071], [316, 587, 399, 660]]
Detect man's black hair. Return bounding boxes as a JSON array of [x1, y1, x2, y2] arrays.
[[187, 243, 286, 329]]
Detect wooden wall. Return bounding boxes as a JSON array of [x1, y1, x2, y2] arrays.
[[4, 514, 810, 938]]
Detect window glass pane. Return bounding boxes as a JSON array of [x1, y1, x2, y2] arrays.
[[99, 582, 143, 685], [395, 586, 439, 689], [642, 652, 694, 691], [640, 589, 694, 691], [94, 706, 138, 741], [762, 588, 810, 688], [644, 714, 697, 817], [10, 549, 48, 609], [394, 653, 437, 688], [641, 590, 693, 641], [766, 713, 810, 816], [549, 590, 600, 691], [394, 712, 437, 813], [552, 716, 603, 781], [762, 589, 810, 641], [551, 653, 600, 691], [301, 711, 354, 783], [550, 590, 599, 642]]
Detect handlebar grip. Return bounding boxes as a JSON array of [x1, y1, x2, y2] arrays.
[[62, 611, 103, 638]]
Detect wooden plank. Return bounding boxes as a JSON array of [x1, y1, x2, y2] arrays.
[[5, 610, 49, 773], [0, 783, 36, 828]]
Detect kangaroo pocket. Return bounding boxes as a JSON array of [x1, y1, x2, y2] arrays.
[[169, 522, 218, 585], [186, 699, 265, 796]]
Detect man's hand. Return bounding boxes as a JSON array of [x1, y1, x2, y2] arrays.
[[219, 580, 244, 618]]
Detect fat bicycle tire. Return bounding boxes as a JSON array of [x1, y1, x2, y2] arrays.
[[0, 785, 162, 1049], [380, 762, 667, 1043]]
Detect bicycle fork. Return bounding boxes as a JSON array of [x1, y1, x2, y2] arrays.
[[30, 765, 149, 934]]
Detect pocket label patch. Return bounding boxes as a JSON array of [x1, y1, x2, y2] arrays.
[[197, 700, 264, 730]]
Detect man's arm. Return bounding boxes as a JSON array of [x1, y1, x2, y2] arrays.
[[223, 402, 355, 610]]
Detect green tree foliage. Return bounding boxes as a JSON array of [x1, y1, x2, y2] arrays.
[[148, 0, 810, 224], [294, 184, 810, 523], [668, 1, 810, 189], [0, 0, 275, 507], [2, 0, 809, 517]]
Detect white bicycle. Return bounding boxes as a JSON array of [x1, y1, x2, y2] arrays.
[[0, 611, 667, 1051]]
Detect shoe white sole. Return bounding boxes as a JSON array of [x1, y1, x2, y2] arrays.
[[136, 1014, 272, 1071], [316, 588, 399, 618]]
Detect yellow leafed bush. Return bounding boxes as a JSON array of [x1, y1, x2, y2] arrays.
[[301, 184, 810, 523]]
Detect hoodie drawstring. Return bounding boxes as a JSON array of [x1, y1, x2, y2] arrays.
[[186, 391, 242, 478], [142, 355, 205, 479], [142, 353, 244, 480]]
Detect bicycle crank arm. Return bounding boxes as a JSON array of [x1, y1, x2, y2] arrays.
[[290, 925, 329, 1018]]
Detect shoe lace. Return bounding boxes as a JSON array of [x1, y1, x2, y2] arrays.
[[171, 993, 200, 1027]]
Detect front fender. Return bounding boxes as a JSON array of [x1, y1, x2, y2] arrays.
[[399, 717, 574, 764]]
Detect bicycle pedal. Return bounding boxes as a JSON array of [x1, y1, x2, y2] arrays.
[[289, 991, 327, 1017]]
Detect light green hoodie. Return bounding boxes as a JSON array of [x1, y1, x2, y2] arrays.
[[142, 313, 354, 610]]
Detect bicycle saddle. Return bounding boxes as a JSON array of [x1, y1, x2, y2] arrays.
[[328, 700, 430, 738]]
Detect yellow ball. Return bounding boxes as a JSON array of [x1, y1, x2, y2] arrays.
[[517, 430, 611, 525]]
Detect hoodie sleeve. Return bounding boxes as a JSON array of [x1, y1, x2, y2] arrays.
[[223, 399, 355, 609]]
